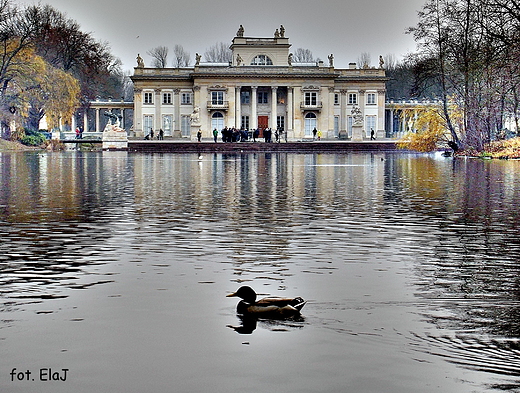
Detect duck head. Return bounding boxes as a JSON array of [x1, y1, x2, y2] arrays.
[[226, 286, 257, 303]]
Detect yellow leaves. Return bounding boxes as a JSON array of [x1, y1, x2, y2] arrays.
[[397, 104, 451, 152], [2, 41, 80, 129], [483, 137, 520, 159]]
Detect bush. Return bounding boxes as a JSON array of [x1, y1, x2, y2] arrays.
[[21, 134, 45, 146]]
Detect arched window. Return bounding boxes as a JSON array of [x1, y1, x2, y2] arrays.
[[304, 112, 317, 137], [211, 112, 225, 131], [250, 55, 273, 66]]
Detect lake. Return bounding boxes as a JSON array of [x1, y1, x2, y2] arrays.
[[1, 150, 519, 393]]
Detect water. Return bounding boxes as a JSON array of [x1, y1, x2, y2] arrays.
[[1, 150, 519, 392]]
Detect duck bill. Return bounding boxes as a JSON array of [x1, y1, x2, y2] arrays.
[[226, 292, 237, 297]]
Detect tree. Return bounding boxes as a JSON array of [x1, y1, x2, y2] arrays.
[[147, 46, 169, 68], [172, 44, 190, 67], [204, 42, 232, 63], [357, 52, 371, 68], [292, 48, 315, 63]]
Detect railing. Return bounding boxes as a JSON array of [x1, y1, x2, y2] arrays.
[[207, 101, 229, 110], [300, 101, 323, 111]]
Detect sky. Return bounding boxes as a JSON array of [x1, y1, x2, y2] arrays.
[[20, 0, 427, 72]]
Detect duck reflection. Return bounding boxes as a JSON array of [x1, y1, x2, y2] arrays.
[[227, 314, 306, 334]]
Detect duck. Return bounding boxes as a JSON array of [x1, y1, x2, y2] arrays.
[[227, 286, 306, 318]]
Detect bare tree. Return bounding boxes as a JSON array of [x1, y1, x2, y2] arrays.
[[204, 42, 232, 63], [147, 46, 169, 68], [292, 48, 315, 63], [357, 52, 371, 68], [172, 44, 190, 67]]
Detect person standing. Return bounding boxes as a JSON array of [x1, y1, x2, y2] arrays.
[[197, 129, 202, 142], [317, 130, 322, 140], [370, 128, 375, 140], [158, 129, 164, 140], [213, 128, 218, 142], [312, 127, 317, 140]]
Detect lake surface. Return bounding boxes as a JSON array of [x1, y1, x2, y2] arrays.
[[1, 150, 519, 393]]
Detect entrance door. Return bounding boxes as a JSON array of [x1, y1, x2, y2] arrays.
[[258, 116, 269, 137]]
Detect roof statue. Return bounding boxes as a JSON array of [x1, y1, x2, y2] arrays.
[[379, 55, 385, 69], [237, 25, 244, 37], [328, 54, 334, 67], [288, 53, 293, 66], [280, 25, 285, 37], [274, 29, 280, 38], [195, 53, 201, 66], [136, 53, 144, 68]]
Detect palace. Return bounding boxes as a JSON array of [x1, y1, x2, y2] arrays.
[[130, 26, 387, 141]]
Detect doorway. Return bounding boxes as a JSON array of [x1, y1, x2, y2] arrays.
[[258, 115, 268, 137]]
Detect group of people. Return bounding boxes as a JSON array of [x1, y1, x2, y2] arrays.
[[144, 128, 164, 140], [213, 127, 283, 143]]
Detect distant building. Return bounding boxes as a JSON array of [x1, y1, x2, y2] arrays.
[[131, 27, 387, 140]]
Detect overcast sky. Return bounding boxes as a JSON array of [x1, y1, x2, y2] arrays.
[[23, 0, 426, 71]]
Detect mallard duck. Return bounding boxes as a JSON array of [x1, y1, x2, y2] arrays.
[[227, 286, 306, 318]]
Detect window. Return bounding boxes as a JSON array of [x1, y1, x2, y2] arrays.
[[163, 92, 172, 105], [211, 112, 225, 131], [366, 115, 377, 136], [181, 115, 191, 137], [334, 93, 339, 105], [257, 92, 268, 104], [211, 91, 224, 105], [251, 55, 273, 65], [144, 92, 153, 105], [304, 112, 317, 137], [143, 115, 153, 134], [241, 115, 249, 130], [241, 91, 250, 104], [181, 93, 192, 105], [334, 116, 339, 137], [304, 92, 317, 106], [277, 116, 285, 131], [367, 93, 376, 105], [348, 93, 357, 105], [347, 116, 354, 137]]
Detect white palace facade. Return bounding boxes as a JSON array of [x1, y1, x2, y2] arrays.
[[130, 27, 387, 141]]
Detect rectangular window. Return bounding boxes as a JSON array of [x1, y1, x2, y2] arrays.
[[347, 116, 354, 137], [241, 115, 249, 130], [241, 91, 250, 104], [334, 93, 339, 105], [304, 92, 317, 106], [143, 115, 153, 134], [366, 115, 377, 136], [211, 91, 224, 105], [277, 116, 285, 131], [181, 92, 192, 105], [334, 116, 339, 137], [367, 93, 376, 105], [257, 92, 268, 104], [348, 93, 357, 105], [144, 92, 153, 105], [181, 115, 191, 137], [163, 92, 172, 105]]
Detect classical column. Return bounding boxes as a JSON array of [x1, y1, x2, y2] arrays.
[[271, 86, 278, 130], [95, 108, 100, 132], [287, 87, 293, 135], [340, 90, 347, 136], [121, 108, 125, 130], [174, 89, 181, 137], [251, 86, 258, 130], [83, 111, 88, 132], [235, 86, 241, 128], [155, 89, 162, 132], [133, 89, 143, 137], [359, 90, 366, 137]]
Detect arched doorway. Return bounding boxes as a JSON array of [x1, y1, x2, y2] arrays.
[[304, 112, 317, 137], [211, 112, 224, 131]]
